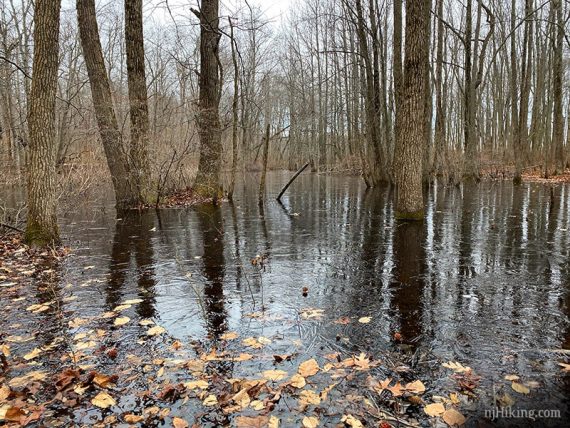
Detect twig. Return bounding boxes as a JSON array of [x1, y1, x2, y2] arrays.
[[0, 223, 24, 233]]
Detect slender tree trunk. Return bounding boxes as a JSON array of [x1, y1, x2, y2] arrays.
[[77, 0, 134, 209], [25, 0, 62, 246], [193, 0, 223, 201], [393, 0, 430, 220], [125, 0, 151, 203], [259, 123, 271, 199], [228, 18, 239, 200], [434, 0, 447, 178], [463, 0, 479, 181], [551, 0, 564, 175]]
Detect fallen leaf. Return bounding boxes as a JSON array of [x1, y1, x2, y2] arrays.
[[124, 414, 144, 423], [235, 415, 269, 428], [122, 299, 143, 305], [442, 361, 471, 373], [405, 380, 426, 395], [299, 359, 319, 377], [0, 385, 10, 402], [220, 332, 239, 341], [442, 408, 466, 426], [300, 308, 324, 320], [289, 374, 306, 388], [511, 382, 530, 394], [424, 402, 445, 417], [263, 369, 288, 381], [334, 316, 351, 325], [558, 362, 570, 372], [172, 417, 189, 428], [203, 394, 217, 406], [23, 348, 42, 361], [114, 316, 130, 326], [299, 389, 321, 408], [147, 326, 166, 336], [8, 371, 47, 388], [504, 374, 519, 381], [268, 415, 280, 428], [184, 380, 209, 390], [358, 317, 371, 324], [91, 391, 116, 409], [302, 416, 319, 428], [341, 414, 364, 428]]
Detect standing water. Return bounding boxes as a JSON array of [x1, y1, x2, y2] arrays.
[[1, 172, 569, 427]]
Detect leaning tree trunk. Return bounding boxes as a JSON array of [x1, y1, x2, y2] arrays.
[[193, 0, 223, 201], [125, 0, 152, 204], [25, 0, 62, 246], [77, 0, 134, 210], [393, 0, 430, 220]]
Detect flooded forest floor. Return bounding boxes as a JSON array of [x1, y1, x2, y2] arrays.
[[1, 173, 570, 427]]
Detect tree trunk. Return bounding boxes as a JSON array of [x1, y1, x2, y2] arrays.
[[393, 0, 430, 220], [551, 0, 564, 175], [433, 0, 447, 178], [228, 18, 239, 200], [25, 0, 62, 246], [193, 0, 223, 201], [125, 0, 151, 203], [76, 0, 134, 210], [259, 123, 271, 199]]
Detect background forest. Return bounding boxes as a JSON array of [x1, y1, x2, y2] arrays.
[[2, 0, 569, 202]]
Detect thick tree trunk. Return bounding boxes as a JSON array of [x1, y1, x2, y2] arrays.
[[125, 0, 152, 203], [393, 0, 430, 220], [25, 0, 62, 246], [193, 0, 223, 201], [228, 18, 239, 200], [77, 0, 134, 210], [551, 0, 564, 175]]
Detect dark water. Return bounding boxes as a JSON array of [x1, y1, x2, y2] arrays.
[[4, 172, 570, 425]]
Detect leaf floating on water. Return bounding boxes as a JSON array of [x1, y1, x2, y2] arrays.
[[268, 416, 280, 428], [299, 389, 321, 408], [511, 382, 530, 394], [300, 308, 325, 320], [68, 318, 88, 329], [358, 316, 371, 324], [405, 380, 426, 395], [558, 362, 570, 372], [442, 408, 466, 426], [172, 417, 189, 428], [1, 344, 10, 357], [8, 371, 47, 388], [114, 316, 130, 326], [124, 414, 144, 423], [242, 337, 271, 349], [442, 361, 471, 373], [23, 347, 42, 361], [113, 304, 131, 312], [302, 416, 319, 428], [184, 380, 209, 390], [121, 299, 143, 305], [220, 331, 239, 341], [341, 414, 364, 428], [298, 358, 319, 377], [91, 391, 116, 409], [147, 325, 166, 336], [424, 402, 445, 417], [139, 319, 154, 326], [263, 369, 288, 381], [289, 374, 306, 388], [202, 394, 218, 406], [504, 374, 519, 381]]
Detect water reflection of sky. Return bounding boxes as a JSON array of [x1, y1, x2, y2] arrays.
[[56, 173, 570, 419]]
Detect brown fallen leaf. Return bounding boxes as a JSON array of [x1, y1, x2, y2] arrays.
[[203, 394, 218, 406], [341, 414, 364, 428], [442, 408, 466, 426], [263, 369, 288, 381], [220, 331, 239, 341], [172, 417, 189, 428], [91, 391, 116, 409], [504, 374, 520, 381], [405, 380, 426, 395], [557, 362, 570, 372], [268, 415, 280, 428], [511, 382, 530, 394], [235, 415, 269, 428], [358, 316, 371, 324], [289, 374, 306, 388], [299, 358, 319, 377], [124, 414, 144, 423], [147, 325, 166, 336], [302, 416, 319, 428], [442, 361, 471, 373], [424, 402, 445, 417], [299, 389, 321, 409]]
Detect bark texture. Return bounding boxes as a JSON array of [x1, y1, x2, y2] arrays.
[[194, 0, 223, 200], [25, 0, 62, 246], [393, 0, 430, 220], [125, 0, 152, 202], [76, 0, 134, 209]]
